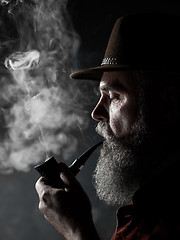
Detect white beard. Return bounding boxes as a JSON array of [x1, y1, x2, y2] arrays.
[[93, 110, 150, 206]]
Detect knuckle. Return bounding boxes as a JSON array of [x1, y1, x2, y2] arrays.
[[35, 177, 44, 192], [35, 179, 40, 191], [38, 192, 52, 212], [39, 201, 48, 214], [41, 189, 51, 202], [38, 200, 45, 212]]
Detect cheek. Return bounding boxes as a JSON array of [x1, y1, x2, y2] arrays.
[[109, 97, 138, 138]]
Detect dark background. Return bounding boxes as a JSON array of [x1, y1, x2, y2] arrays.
[[1, 1, 180, 240]]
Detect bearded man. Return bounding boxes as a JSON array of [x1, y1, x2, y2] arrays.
[[35, 12, 180, 240]]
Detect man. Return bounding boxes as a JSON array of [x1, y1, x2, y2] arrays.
[[35, 12, 180, 239]]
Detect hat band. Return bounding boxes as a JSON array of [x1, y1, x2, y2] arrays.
[[101, 57, 118, 65]]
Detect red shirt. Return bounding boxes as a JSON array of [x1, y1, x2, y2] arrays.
[[111, 156, 180, 240], [111, 204, 180, 240]]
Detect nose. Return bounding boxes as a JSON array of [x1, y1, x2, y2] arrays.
[[91, 98, 109, 122]]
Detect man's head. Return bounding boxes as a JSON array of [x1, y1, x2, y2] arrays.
[[91, 69, 180, 205], [92, 70, 148, 205], [70, 12, 180, 206]]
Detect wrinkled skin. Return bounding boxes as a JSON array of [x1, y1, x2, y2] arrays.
[[92, 71, 139, 139], [35, 71, 144, 240], [35, 162, 100, 240], [35, 70, 180, 240]]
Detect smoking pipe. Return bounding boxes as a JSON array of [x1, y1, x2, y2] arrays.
[[34, 141, 103, 188]]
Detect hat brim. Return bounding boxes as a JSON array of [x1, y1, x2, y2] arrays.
[[70, 64, 131, 80]]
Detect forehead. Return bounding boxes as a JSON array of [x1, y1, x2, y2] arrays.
[[99, 71, 136, 91]]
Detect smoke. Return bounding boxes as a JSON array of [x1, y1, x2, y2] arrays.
[[5, 50, 40, 70], [0, 0, 90, 173]]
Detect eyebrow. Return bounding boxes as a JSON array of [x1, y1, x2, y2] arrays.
[[99, 81, 127, 92]]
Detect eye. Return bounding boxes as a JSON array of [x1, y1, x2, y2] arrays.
[[109, 92, 121, 101]]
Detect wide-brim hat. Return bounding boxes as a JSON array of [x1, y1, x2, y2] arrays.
[[70, 12, 180, 80]]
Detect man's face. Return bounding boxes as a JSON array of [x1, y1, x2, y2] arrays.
[[91, 71, 138, 139], [91, 71, 151, 206]]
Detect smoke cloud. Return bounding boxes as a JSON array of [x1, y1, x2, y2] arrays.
[[0, 0, 90, 173]]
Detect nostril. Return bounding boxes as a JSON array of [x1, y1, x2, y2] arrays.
[[91, 104, 109, 122]]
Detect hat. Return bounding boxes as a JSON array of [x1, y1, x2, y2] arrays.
[[70, 12, 180, 80]]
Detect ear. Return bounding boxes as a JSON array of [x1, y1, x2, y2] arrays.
[[158, 86, 180, 127]]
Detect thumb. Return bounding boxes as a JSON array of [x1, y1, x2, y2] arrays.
[[59, 162, 79, 189]]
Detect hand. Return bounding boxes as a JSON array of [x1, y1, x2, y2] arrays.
[[35, 162, 100, 240]]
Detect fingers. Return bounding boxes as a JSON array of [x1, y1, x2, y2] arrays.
[[35, 162, 77, 208], [35, 178, 53, 209], [35, 162, 84, 217], [35, 177, 64, 216], [35, 177, 50, 198], [34, 161, 94, 239], [35, 177, 51, 213], [59, 162, 79, 188]]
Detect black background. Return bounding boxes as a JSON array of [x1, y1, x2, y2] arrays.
[[0, 1, 180, 240]]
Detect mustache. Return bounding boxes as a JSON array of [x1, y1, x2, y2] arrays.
[[96, 122, 117, 142]]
